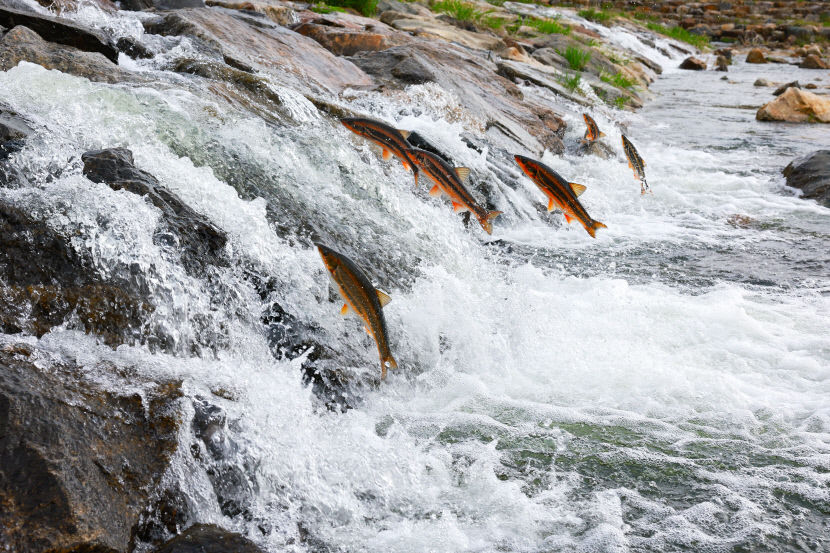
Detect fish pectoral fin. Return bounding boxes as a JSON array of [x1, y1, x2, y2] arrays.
[[452, 202, 468, 213], [429, 185, 442, 197], [397, 129, 411, 140], [547, 198, 555, 212], [340, 303, 350, 315], [454, 167, 471, 182], [376, 289, 392, 308], [382, 148, 392, 161], [570, 182, 587, 197], [402, 160, 410, 171], [563, 212, 575, 224], [627, 160, 633, 169], [599, 132, 606, 137]]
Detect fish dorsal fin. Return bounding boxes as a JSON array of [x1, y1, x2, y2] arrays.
[[454, 167, 471, 182], [397, 129, 411, 140], [570, 183, 587, 197], [376, 289, 391, 308]]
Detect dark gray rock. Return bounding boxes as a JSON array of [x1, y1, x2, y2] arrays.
[[531, 46, 567, 70], [116, 35, 153, 59], [120, 0, 204, 10], [0, 345, 183, 553], [81, 147, 227, 275], [0, 5, 118, 62], [576, 139, 616, 160], [152, 524, 265, 553], [773, 80, 799, 96], [783, 150, 830, 208]]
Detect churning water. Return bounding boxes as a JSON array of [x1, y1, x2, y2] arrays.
[[1, 3, 829, 552]]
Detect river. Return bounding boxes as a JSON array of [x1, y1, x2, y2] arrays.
[[1, 3, 828, 552]]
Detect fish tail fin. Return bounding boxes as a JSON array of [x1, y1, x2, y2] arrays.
[[381, 356, 397, 380], [586, 220, 607, 238], [480, 210, 502, 235]]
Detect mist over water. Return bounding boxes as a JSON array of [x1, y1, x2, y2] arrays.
[[1, 4, 829, 551]]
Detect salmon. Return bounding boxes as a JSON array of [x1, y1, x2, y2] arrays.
[[582, 113, 605, 142], [514, 154, 607, 238], [405, 147, 502, 234], [316, 243, 397, 379], [621, 134, 649, 194], [341, 117, 418, 182]]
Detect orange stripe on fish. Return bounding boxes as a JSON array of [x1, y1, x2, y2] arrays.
[[514, 154, 607, 238], [316, 243, 397, 379], [405, 147, 502, 234], [341, 117, 418, 185]]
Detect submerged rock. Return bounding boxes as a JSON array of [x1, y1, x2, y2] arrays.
[[715, 55, 729, 71], [0, 5, 118, 62], [0, 345, 183, 553], [756, 87, 830, 123], [576, 139, 616, 159], [754, 78, 773, 87], [81, 147, 227, 275], [152, 524, 265, 553], [679, 56, 706, 70], [783, 150, 830, 207]]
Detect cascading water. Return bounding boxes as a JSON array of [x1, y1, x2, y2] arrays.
[[1, 1, 828, 552]]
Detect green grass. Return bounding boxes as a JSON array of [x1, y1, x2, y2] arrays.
[[600, 71, 636, 90], [309, 3, 347, 13], [432, 0, 480, 21], [480, 14, 507, 30], [632, 12, 660, 23], [557, 71, 581, 93], [613, 96, 629, 109], [559, 46, 591, 71], [645, 22, 710, 49], [526, 16, 571, 35], [822, 12, 830, 26], [323, 0, 376, 15], [578, 8, 612, 24]]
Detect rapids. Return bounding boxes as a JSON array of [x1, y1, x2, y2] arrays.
[[0, 2, 828, 552]]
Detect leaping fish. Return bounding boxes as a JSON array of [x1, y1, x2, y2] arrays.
[[621, 134, 649, 194], [581, 113, 605, 143], [316, 243, 397, 380], [514, 154, 607, 238], [341, 117, 418, 182], [405, 147, 502, 235]]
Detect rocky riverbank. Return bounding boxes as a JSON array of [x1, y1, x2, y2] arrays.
[[1, 0, 828, 551]]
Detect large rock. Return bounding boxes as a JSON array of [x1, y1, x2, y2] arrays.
[[121, 0, 204, 10], [756, 87, 830, 123], [349, 42, 566, 154], [293, 21, 403, 56], [746, 48, 766, 63], [679, 56, 706, 70], [576, 139, 616, 159], [81, 147, 227, 275], [773, 80, 799, 96], [0, 5, 117, 62], [782, 150, 830, 207], [800, 54, 829, 69], [0, 344, 183, 553], [0, 201, 153, 345], [386, 15, 504, 52], [152, 524, 265, 553], [143, 8, 373, 95], [0, 25, 132, 83]]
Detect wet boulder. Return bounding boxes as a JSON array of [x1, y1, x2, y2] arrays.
[[0, 5, 118, 62], [715, 55, 729, 71], [0, 25, 133, 83], [152, 524, 265, 553], [81, 147, 227, 275], [773, 80, 799, 96], [679, 56, 706, 70], [754, 78, 773, 87], [293, 21, 404, 57], [121, 0, 204, 10], [756, 87, 830, 123], [576, 140, 616, 159], [745, 48, 766, 63], [782, 150, 830, 207], [0, 344, 184, 553], [0, 201, 153, 345], [0, 105, 31, 168], [800, 54, 829, 69]]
